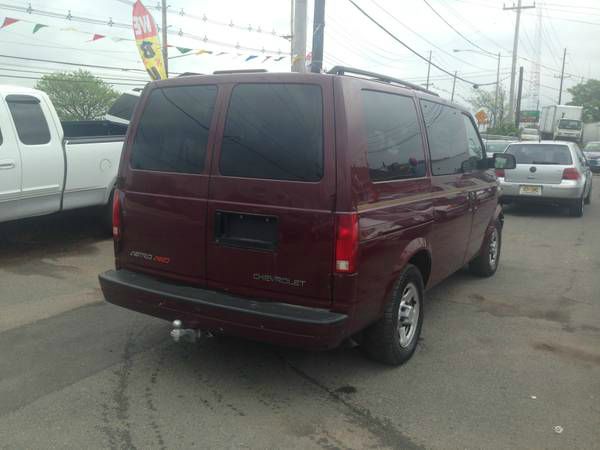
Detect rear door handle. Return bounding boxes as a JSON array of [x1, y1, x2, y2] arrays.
[[0, 160, 16, 170]]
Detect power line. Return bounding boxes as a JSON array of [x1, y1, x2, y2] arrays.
[[114, 0, 289, 39], [0, 65, 149, 82], [0, 53, 153, 73], [0, 73, 145, 87], [0, 3, 286, 55], [367, 0, 493, 72], [421, 0, 496, 56], [346, 0, 498, 87]]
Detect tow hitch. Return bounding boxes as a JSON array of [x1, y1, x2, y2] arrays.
[[170, 320, 211, 343]]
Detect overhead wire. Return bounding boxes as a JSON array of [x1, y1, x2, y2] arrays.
[[0, 3, 287, 55], [346, 0, 500, 87], [113, 0, 289, 38], [368, 0, 493, 71], [421, 0, 496, 56]]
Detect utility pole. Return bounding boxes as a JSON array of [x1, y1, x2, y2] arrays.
[[558, 48, 567, 104], [291, 0, 307, 72], [494, 52, 501, 127], [161, 0, 168, 77], [310, 0, 326, 73], [451, 71, 457, 102], [425, 50, 432, 90], [504, 1, 535, 121], [515, 66, 524, 128]]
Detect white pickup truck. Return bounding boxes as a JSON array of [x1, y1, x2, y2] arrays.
[[0, 85, 130, 229]]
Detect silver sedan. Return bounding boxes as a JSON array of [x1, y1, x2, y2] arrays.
[[498, 141, 593, 217]]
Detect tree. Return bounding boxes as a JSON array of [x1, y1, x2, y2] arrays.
[[567, 79, 600, 123], [468, 85, 508, 127], [35, 70, 120, 120]]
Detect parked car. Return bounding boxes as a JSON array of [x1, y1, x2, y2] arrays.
[[485, 139, 517, 158], [99, 67, 515, 366], [0, 85, 127, 227], [520, 127, 540, 141], [499, 141, 592, 216], [583, 141, 600, 173]]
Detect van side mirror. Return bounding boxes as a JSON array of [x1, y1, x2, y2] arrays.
[[491, 153, 516, 170]]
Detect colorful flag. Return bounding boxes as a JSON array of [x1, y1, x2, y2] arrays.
[[176, 47, 192, 54], [32, 24, 48, 34], [1, 17, 18, 29], [245, 55, 258, 62], [132, 0, 167, 80], [90, 34, 105, 41]]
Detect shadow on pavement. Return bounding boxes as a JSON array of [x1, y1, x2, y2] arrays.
[[0, 208, 109, 261]]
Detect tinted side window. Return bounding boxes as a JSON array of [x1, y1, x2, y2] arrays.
[[362, 90, 426, 181], [6, 96, 51, 145], [462, 115, 484, 159], [420, 100, 468, 175], [220, 84, 323, 181], [131, 85, 217, 174]]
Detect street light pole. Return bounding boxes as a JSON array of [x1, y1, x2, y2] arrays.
[[558, 48, 567, 104], [161, 0, 168, 77], [453, 49, 502, 126], [494, 52, 501, 126], [451, 71, 457, 102], [426, 50, 432, 90]]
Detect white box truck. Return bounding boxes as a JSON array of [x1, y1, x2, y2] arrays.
[[539, 105, 583, 142]]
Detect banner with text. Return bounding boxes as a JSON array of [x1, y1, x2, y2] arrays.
[[132, 0, 166, 80]]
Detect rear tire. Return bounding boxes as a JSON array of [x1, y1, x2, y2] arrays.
[[469, 220, 501, 278], [569, 196, 584, 217], [584, 189, 591, 205], [362, 264, 424, 366]]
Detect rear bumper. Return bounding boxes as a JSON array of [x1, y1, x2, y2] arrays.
[[99, 270, 348, 350], [499, 179, 584, 200]]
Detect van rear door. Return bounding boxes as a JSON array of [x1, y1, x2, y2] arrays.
[[206, 79, 335, 307], [118, 83, 219, 283]]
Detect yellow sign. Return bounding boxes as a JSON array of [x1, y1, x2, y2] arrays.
[[475, 110, 489, 124], [132, 0, 166, 80]]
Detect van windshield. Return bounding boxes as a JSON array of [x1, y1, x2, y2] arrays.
[[558, 119, 581, 130], [507, 144, 572, 165]]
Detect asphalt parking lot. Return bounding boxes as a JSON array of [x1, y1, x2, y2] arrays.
[[1, 188, 599, 450]]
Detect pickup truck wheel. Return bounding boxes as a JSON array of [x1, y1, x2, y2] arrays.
[[469, 220, 501, 278], [362, 264, 424, 366], [569, 196, 584, 217]]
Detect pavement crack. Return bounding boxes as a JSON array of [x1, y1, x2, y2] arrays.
[[98, 331, 138, 450], [278, 354, 424, 450], [144, 348, 167, 450]]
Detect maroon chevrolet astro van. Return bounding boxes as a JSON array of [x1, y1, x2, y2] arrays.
[[99, 67, 515, 365]]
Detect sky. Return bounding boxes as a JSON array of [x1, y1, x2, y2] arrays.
[[1, 0, 599, 113]]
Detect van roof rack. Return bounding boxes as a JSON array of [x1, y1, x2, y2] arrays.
[[327, 66, 439, 97], [213, 69, 268, 74]]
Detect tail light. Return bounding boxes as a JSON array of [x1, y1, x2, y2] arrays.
[[335, 213, 359, 273], [562, 168, 580, 180], [495, 168, 505, 177], [112, 189, 121, 240]]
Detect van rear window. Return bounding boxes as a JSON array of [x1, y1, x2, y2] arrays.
[[219, 84, 323, 182], [130, 85, 217, 174]]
